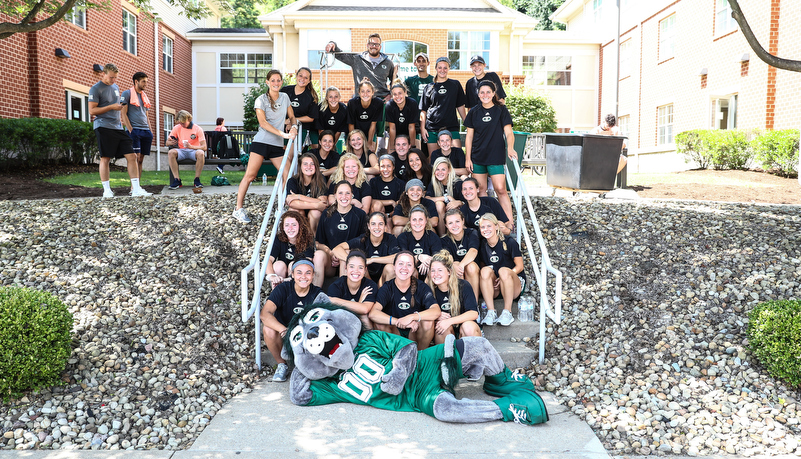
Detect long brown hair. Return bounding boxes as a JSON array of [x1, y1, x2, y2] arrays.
[[397, 183, 424, 217], [265, 69, 283, 111], [277, 210, 314, 254], [296, 67, 319, 104], [402, 205, 434, 233], [426, 250, 462, 316], [292, 153, 327, 198]]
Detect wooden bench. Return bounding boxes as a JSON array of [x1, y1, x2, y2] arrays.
[[168, 130, 255, 181]]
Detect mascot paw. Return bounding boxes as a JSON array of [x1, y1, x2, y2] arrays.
[[379, 370, 407, 395]]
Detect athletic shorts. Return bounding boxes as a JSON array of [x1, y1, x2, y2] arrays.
[[250, 142, 284, 159], [427, 130, 460, 143], [176, 148, 202, 162], [472, 163, 505, 176], [128, 128, 153, 155], [95, 128, 134, 159]]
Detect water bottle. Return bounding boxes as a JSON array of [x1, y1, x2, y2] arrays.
[[518, 296, 532, 323], [478, 301, 488, 323], [262, 174, 267, 186]]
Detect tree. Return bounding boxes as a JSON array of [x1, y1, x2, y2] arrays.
[[514, 0, 566, 31], [221, 0, 260, 28], [728, 0, 801, 184], [0, 0, 213, 40]]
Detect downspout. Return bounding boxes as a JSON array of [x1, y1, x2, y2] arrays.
[[154, 14, 162, 171]]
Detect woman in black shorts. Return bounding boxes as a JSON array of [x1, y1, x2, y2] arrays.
[[234, 69, 297, 224], [333, 211, 399, 286], [426, 249, 481, 343]]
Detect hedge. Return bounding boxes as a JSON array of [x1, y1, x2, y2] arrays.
[[751, 129, 799, 177], [0, 118, 98, 170], [676, 128, 799, 176], [747, 300, 801, 388], [505, 84, 558, 134]]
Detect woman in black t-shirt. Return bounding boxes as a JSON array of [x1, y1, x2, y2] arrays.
[[327, 153, 372, 211], [406, 148, 432, 186], [429, 130, 468, 177], [420, 56, 467, 154], [396, 205, 442, 276], [386, 80, 419, 150], [427, 157, 465, 235], [317, 86, 348, 145], [310, 130, 340, 179], [347, 79, 384, 152], [441, 209, 480, 301], [332, 212, 400, 286], [369, 251, 441, 350], [368, 154, 405, 231], [266, 210, 316, 289], [327, 250, 378, 329], [314, 181, 366, 287], [281, 67, 320, 149], [391, 178, 438, 237], [426, 250, 481, 343], [260, 259, 325, 381], [345, 129, 379, 177], [478, 213, 525, 328], [464, 80, 516, 232], [286, 153, 328, 232]]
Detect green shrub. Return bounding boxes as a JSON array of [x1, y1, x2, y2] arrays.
[[675, 129, 753, 170], [0, 286, 74, 400], [505, 84, 558, 134], [752, 129, 799, 177], [747, 300, 801, 388], [0, 118, 98, 171], [676, 130, 711, 169]]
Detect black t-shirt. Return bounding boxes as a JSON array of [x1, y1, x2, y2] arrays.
[[347, 233, 400, 280], [375, 278, 437, 319], [369, 176, 406, 212], [315, 206, 367, 249], [479, 236, 525, 280], [268, 281, 324, 326], [426, 179, 464, 202], [392, 198, 438, 220], [280, 85, 320, 133], [328, 276, 378, 304], [461, 197, 509, 230], [310, 148, 340, 174], [432, 279, 478, 316], [464, 104, 513, 166], [421, 79, 466, 132], [327, 181, 372, 204], [317, 102, 348, 133], [286, 176, 326, 199], [269, 238, 315, 265], [352, 150, 375, 170], [386, 97, 420, 137], [465, 72, 507, 109], [440, 228, 480, 262], [347, 96, 384, 135], [429, 147, 466, 170], [391, 151, 410, 179], [396, 230, 442, 257]]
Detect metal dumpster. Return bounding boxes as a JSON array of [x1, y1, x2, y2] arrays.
[[545, 133, 625, 191]]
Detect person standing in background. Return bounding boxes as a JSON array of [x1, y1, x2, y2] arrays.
[[120, 72, 153, 178]]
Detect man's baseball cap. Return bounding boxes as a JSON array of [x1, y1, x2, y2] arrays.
[[414, 52, 429, 62], [470, 55, 486, 65], [435, 56, 451, 65]]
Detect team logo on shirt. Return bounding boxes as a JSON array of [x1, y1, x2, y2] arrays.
[[441, 296, 451, 311], [482, 113, 492, 122], [398, 298, 411, 310], [457, 246, 467, 256], [438, 87, 447, 95], [337, 223, 349, 231], [294, 301, 304, 314], [474, 217, 481, 227], [490, 252, 499, 263], [381, 189, 391, 196], [286, 252, 295, 260], [360, 114, 369, 120], [291, 101, 300, 107], [399, 116, 405, 123], [328, 119, 336, 125], [413, 246, 423, 255]]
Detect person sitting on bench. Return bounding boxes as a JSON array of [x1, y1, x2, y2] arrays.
[[166, 110, 206, 190]]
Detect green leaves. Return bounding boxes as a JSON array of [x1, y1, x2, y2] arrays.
[[677, 128, 799, 175], [0, 118, 98, 171], [0, 286, 74, 401], [751, 129, 799, 177], [505, 84, 558, 134], [747, 300, 801, 388]]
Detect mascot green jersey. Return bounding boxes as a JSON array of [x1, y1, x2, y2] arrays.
[[283, 304, 549, 425]]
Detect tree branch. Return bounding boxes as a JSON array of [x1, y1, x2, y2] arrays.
[[728, 0, 801, 72], [0, 0, 79, 40]]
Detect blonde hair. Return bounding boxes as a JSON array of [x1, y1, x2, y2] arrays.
[[402, 205, 435, 233], [331, 153, 367, 188], [478, 213, 507, 251], [320, 86, 341, 111], [176, 110, 193, 124], [345, 129, 370, 159], [426, 250, 462, 317], [431, 157, 456, 198]]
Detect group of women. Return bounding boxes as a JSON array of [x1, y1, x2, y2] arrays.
[[234, 62, 525, 381]]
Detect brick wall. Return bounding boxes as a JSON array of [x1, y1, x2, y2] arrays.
[[0, 7, 192, 149]]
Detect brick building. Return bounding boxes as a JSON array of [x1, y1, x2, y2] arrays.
[[553, 0, 801, 171], [0, 0, 223, 150]]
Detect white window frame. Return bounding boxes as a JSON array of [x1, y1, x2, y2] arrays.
[[657, 104, 674, 145], [384, 40, 429, 80], [163, 112, 174, 144], [715, 0, 737, 36], [65, 90, 89, 122], [620, 39, 632, 78], [447, 31, 490, 70], [659, 14, 676, 62], [219, 53, 273, 84], [593, 0, 604, 24], [123, 10, 137, 55], [163, 36, 173, 73], [710, 94, 738, 130], [304, 29, 351, 70], [618, 115, 630, 139], [64, 6, 85, 29], [522, 56, 572, 86]]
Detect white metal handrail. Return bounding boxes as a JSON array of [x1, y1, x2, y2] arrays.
[[241, 123, 301, 370], [506, 158, 563, 364]]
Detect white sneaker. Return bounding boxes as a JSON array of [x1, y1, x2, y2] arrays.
[[272, 363, 290, 382], [482, 309, 498, 326], [232, 208, 251, 223], [497, 309, 515, 326], [102, 190, 114, 198], [131, 188, 152, 197]]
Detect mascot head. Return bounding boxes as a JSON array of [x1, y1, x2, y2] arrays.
[[281, 303, 363, 379]]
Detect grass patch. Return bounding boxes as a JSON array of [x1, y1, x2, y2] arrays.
[[44, 170, 275, 188]]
